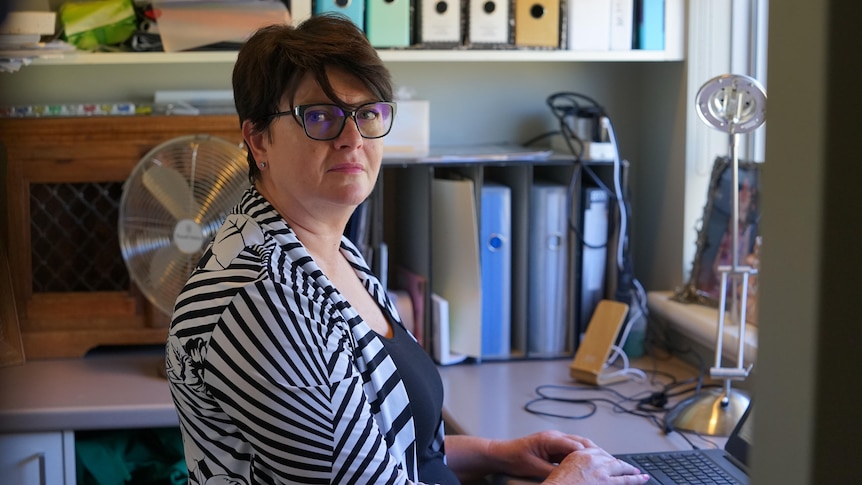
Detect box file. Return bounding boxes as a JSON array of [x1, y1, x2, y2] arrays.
[[468, 0, 511, 45], [514, 0, 560, 47], [315, 0, 365, 30], [417, 0, 462, 44], [567, 0, 611, 51], [579, 186, 609, 339], [366, 0, 411, 47], [480, 183, 512, 359], [527, 182, 568, 356]]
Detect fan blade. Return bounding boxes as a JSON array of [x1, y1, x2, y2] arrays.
[[149, 244, 184, 291], [142, 164, 200, 221]]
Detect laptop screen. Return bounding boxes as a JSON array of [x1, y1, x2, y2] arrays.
[[725, 401, 754, 468]]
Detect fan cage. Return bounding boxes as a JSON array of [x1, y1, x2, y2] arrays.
[[119, 134, 249, 316]]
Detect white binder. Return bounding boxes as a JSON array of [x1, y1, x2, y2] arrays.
[[579, 187, 609, 338], [527, 182, 569, 357], [567, 0, 611, 50], [610, 0, 634, 50]]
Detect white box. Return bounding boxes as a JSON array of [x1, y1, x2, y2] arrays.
[[384, 100, 430, 159], [0, 11, 56, 35]]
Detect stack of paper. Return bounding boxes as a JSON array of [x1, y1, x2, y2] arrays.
[[0, 10, 75, 72]]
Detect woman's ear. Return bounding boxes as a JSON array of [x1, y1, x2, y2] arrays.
[[242, 119, 269, 162]]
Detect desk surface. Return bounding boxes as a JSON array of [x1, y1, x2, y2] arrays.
[[2, 345, 725, 459], [437, 356, 726, 455], [0, 346, 176, 433]]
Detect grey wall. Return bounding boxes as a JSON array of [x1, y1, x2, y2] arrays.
[[754, 1, 861, 483]]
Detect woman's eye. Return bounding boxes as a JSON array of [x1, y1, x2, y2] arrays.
[[306, 111, 330, 123], [357, 109, 379, 121]]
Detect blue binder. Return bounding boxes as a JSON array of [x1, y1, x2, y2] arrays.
[[315, 0, 365, 30], [480, 183, 512, 359], [366, 0, 411, 47], [527, 182, 569, 356]]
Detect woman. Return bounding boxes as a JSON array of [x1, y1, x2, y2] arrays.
[[166, 14, 650, 485]]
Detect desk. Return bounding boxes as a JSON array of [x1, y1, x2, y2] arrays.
[[0, 346, 175, 433], [438, 357, 726, 456]]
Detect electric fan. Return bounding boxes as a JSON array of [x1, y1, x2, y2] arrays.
[[118, 134, 248, 316]]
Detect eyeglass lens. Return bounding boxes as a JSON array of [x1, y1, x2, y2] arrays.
[[302, 103, 395, 140]]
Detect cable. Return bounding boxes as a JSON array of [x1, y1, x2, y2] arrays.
[[531, 91, 650, 373], [522, 358, 725, 450], [600, 344, 648, 382]]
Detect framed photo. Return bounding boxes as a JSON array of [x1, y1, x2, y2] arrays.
[[675, 156, 762, 315]]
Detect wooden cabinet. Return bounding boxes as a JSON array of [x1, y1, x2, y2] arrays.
[[0, 115, 242, 359], [0, 431, 76, 485]]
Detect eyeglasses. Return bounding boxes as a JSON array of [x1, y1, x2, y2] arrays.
[[268, 101, 397, 141]]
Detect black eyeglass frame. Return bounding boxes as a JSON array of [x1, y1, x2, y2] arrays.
[[266, 101, 397, 141]]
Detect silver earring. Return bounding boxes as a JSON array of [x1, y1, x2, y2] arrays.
[[259, 161, 266, 168]]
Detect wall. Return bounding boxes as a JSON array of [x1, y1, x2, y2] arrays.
[[754, 0, 861, 483], [0, 59, 687, 295]]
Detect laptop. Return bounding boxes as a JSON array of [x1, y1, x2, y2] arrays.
[[615, 401, 753, 485]]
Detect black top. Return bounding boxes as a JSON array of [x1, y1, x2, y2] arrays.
[[380, 321, 462, 485]]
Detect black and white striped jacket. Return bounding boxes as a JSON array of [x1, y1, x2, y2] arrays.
[[166, 187, 443, 484]]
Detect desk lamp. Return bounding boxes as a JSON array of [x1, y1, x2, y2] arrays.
[[669, 74, 766, 436]]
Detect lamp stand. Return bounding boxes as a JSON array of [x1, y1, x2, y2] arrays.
[[671, 74, 765, 435]]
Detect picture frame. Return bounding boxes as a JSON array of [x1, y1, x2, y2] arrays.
[[675, 156, 762, 312]]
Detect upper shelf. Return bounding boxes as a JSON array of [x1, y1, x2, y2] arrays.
[[27, 0, 685, 66], [30, 46, 683, 66]]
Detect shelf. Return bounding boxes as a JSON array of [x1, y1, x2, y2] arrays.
[[28, 47, 683, 67]]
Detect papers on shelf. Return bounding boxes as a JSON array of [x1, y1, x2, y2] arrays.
[[419, 144, 554, 163], [154, 0, 291, 52], [0, 41, 76, 73]]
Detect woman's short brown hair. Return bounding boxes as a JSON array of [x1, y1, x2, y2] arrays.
[[232, 14, 394, 183]]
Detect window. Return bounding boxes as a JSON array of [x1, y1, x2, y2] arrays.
[[682, 0, 769, 279]]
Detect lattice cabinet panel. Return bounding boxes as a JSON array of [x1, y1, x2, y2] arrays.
[[0, 115, 242, 359]]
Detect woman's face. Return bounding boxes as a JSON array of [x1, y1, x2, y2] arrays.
[[250, 67, 385, 226]]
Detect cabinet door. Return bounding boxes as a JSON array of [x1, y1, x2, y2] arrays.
[[0, 431, 75, 485]]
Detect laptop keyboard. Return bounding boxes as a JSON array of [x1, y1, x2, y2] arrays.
[[630, 452, 741, 484]]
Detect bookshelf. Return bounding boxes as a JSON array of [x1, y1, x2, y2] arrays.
[[0, 1, 687, 360]]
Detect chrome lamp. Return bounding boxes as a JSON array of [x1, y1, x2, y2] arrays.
[[669, 74, 766, 436]]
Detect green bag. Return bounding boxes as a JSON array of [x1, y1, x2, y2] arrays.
[[60, 0, 137, 50]]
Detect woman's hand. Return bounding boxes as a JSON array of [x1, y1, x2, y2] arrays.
[[486, 430, 650, 484], [544, 446, 651, 485]]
